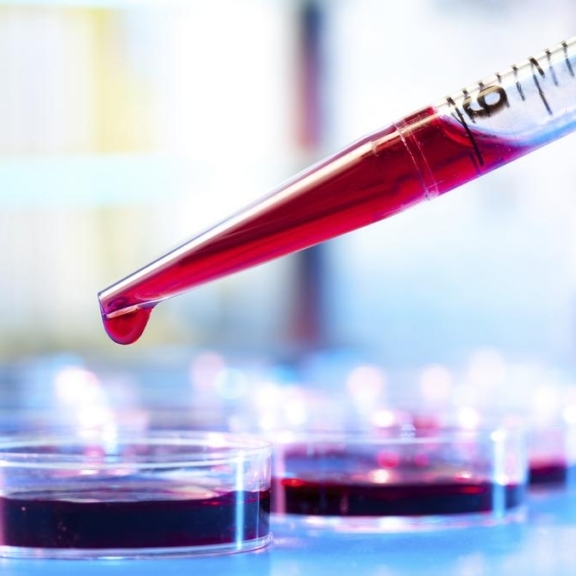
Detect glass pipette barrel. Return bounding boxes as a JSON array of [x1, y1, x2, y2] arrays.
[[100, 35, 576, 345]]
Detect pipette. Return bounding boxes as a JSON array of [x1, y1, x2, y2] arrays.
[[99, 35, 576, 345]]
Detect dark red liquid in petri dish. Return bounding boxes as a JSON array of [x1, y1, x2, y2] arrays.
[[273, 477, 524, 517], [529, 460, 574, 486], [101, 110, 530, 344], [0, 487, 270, 549]]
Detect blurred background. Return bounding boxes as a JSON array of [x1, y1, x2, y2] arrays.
[[1, 0, 576, 434]]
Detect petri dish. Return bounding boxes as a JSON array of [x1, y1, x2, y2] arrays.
[[270, 425, 527, 531], [528, 422, 576, 487], [0, 430, 272, 559]]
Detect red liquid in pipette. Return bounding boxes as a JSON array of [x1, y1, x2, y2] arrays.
[[102, 109, 530, 344]]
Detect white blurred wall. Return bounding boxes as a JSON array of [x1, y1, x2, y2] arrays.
[[322, 0, 576, 369], [0, 1, 300, 356]]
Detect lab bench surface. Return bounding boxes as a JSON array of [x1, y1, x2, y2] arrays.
[[2, 489, 576, 576]]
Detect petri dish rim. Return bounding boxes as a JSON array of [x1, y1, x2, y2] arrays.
[[269, 426, 525, 446], [0, 430, 272, 470]]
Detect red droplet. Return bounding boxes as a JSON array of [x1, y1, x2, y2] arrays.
[[102, 308, 152, 345]]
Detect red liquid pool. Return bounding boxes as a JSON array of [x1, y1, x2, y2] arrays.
[[272, 477, 524, 517], [529, 460, 574, 486], [100, 109, 530, 344], [0, 487, 270, 550]]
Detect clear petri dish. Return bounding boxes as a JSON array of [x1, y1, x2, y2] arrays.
[[528, 422, 576, 488], [0, 430, 272, 559], [270, 425, 527, 532]]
